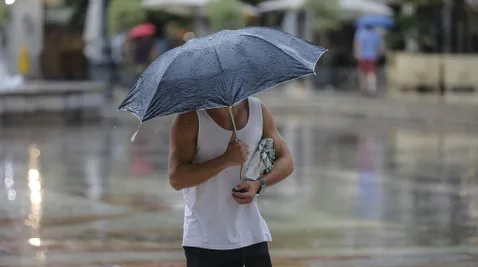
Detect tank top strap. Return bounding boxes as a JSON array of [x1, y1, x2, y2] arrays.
[[248, 97, 263, 134], [196, 110, 210, 126]]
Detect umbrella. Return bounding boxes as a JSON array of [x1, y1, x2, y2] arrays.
[[142, 0, 259, 17], [118, 27, 326, 135], [258, 0, 393, 17], [356, 15, 395, 28], [129, 24, 157, 39], [142, 0, 259, 37]]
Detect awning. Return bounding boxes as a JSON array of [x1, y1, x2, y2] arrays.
[[259, 0, 393, 17], [143, 0, 259, 17], [143, 0, 207, 8]]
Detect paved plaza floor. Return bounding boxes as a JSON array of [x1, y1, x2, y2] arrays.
[[1, 97, 478, 266]]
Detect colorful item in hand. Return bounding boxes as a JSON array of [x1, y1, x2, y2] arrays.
[[245, 138, 275, 180]]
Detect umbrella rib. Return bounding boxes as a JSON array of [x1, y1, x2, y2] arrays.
[[211, 43, 231, 105], [212, 42, 242, 179]]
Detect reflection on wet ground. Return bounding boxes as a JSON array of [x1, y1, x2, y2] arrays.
[[1, 114, 478, 267]]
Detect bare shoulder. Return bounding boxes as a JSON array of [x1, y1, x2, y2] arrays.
[[260, 101, 278, 137], [260, 101, 275, 124], [170, 111, 198, 165], [260, 101, 272, 115], [174, 111, 198, 126], [170, 111, 198, 141]]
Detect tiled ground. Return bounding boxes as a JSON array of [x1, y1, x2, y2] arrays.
[[1, 111, 477, 267]]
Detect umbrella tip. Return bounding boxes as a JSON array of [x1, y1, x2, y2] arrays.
[[130, 122, 143, 143]]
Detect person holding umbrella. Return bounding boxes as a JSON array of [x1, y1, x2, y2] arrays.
[[119, 27, 326, 266], [169, 96, 292, 266]]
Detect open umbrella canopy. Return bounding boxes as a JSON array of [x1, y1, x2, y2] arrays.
[[118, 27, 326, 122]]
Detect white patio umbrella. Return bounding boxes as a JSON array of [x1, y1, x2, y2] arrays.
[[143, 0, 208, 36], [142, 0, 259, 36], [259, 0, 301, 12], [83, 0, 104, 63], [341, 0, 393, 17], [259, 0, 393, 17], [143, 0, 206, 8], [143, 0, 259, 16]]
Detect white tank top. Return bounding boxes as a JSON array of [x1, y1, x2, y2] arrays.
[[182, 97, 272, 249]]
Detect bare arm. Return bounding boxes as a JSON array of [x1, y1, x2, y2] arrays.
[[260, 103, 295, 187], [169, 112, 248, 191], [232, 103, 295, 203]]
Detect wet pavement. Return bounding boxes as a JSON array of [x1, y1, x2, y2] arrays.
[[1, 112, 478, 267]]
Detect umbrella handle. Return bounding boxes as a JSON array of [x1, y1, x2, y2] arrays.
[[228, 107, 243, 180], [228, 106, 238, 139]]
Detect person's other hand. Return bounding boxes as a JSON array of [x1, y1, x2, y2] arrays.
[[232, 180, 260, 205], [223, 133, 249, 167]]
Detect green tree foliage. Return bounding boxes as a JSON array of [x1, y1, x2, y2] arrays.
[[304, 0, 341, 31], [0, 3, 6, 28], [206, 0, 245, 31], [387, 0, 444, 51], [109, 0, 146, 34]]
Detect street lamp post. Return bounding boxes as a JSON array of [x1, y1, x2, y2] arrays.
[[442, 0, 452, 53], [101, 0, 115, 101], [439, 0, 453, 96]]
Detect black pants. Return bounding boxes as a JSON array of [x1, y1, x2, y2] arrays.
[[184, 242, 272, 267]]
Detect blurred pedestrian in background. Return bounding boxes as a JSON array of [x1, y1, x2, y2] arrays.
[[129, 23, 157, 71], [354, 25, 384, 96], [132, 36, 155, 67]]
